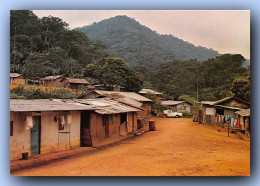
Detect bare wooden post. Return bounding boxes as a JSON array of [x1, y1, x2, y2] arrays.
[[228, 125, 229, 137]]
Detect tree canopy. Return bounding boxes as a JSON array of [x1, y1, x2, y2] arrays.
[[10, 10, 107, 77], [83, 57, 143, 92]]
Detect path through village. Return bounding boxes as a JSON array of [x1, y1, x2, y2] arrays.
[[12, 118, 250, 176]]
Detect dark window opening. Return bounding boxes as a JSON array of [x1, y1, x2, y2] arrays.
[[10, 121, 13, 136], [216, 109, 224, 115], [120, 113, 127, 124], [58, 117, 64, 130]]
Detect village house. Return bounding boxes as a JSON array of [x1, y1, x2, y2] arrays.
[[161, 100, 192, 113], [10, 98, 141, 161], [200, 97, 250, 128], [60, 77, 90, 89], [40, 75, 64, 87], [27, 76, 41, 85], [79, 90, 152, 118], [235, 109, 250, 136], [10, 73, 26, 85], [94, 84, 125, 91], [138, 88, 162, 100]]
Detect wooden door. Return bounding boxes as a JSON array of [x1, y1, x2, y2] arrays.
[[31, 116, 41, 155], [58, 119, 70, 151], [81, 111, 92, 147]]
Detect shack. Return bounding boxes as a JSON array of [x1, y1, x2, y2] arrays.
[[138, 88, 162, 100], [10, 73, 26, 85], [60, 77, 90, 89], [161, 100, 192, 113], [235, 109, 250, 136], [10, 99, 94, 161], [200, 97, 250, 126], [40, 75, 64, 87], [10, 98, 141, 160], [79, 90, 152, 118], [68, 99, 141, 147]]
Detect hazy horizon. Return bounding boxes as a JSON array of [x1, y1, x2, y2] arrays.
[[33, 10, 250, 60]]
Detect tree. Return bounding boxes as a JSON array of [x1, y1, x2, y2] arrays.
[[83, 57, 143, 92], [231, 75, 250, 102]]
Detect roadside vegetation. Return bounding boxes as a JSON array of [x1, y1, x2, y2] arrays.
[[10, 84, 82, 99]]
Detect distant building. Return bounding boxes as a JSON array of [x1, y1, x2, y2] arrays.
[[10, 73, 26, 84], [94, 84, 125, 91], [60, 77, 90, 89], [235, 109, 250, 136], [40, 75, 64, 87], [138, 88, 162, 100], [79, 90, 152, 118], [161, 100, 192, 113], [200, 97, 250, 126]]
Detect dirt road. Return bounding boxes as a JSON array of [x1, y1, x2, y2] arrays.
[[12, 118, 250, 176]]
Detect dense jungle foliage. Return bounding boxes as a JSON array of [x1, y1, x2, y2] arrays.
[[10, 11, 250, 102]]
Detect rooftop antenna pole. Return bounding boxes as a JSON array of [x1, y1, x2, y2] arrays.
[[197, 82, 199, 102]]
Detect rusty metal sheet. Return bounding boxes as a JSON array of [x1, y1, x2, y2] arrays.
[[10, 99, 95, 112], [235, 109, 250, 116]]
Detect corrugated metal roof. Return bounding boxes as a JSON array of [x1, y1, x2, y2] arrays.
[[138, 89, 162, 95], [214, 105, 244, 110], [161, 100, 192, 106], [73, 99, 142, 114], [41, 75, 64, 80], [10, 99, 95, 112], [61, 78, 89, 84], [95, 90, 152, 102], [117, 97, 143, 109], [214, 97, 250, 106], [235, 109, 250, 117], [10, 73, 22, 78], [10, 98, 142, 114], [200, 101, 216, 106]]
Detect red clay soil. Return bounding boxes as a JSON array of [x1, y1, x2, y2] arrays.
[[11, 118, 250, 176]]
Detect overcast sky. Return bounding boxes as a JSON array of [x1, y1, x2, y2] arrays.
[[33, 10, 250, 59]]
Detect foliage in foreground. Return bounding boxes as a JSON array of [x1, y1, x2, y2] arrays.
[[10, 84, 82, 99], [144, 93, 169, 115]]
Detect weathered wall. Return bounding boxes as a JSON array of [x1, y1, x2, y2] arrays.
[[176, 103, 191, 113], [41, 112, 59, 154], [11, 76, 26, 85], [10, 112, 31, 161], [90, 112, 132, 146], [221, 99, 249, 109], [41, 78, 63, 87], [202, 105, 215, 125], [223, 109, 239, 120], [142, 104, 151, 113], [109, 114, 120, 137], [69, 111, 81, 147], [10, 111, 81, 160], [138, 104, 151, 118], [127, 112, 138, 133], [90, 112, 105, 146]]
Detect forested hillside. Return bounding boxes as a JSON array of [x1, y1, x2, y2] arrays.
[[10, 11, 250, 102], [10, 10, 108, 77], [76, 15, 220, 68]]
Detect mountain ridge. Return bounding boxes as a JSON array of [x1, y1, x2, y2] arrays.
[[76, 15, 220, 68]]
